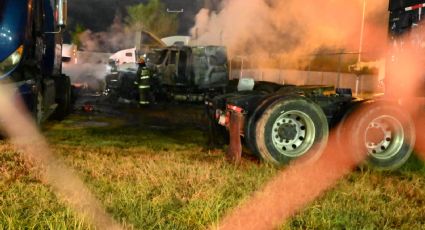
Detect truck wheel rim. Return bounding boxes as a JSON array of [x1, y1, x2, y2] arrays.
[[271, 110, 316, 158], [364, 115, 404, 160]]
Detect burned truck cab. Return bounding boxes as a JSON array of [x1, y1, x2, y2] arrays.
[[142, 45, 229, 104], [104, 44, 229, 105]]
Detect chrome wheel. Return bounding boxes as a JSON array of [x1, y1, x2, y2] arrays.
[[337, 101, 415, 170], [255, 97, 329, 166], [271, 111, 316, 158], [364, 115, 404, 160]]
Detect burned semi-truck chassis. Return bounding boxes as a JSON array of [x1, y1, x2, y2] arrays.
[[207, 82, 417, 170], [204, 0, 425, 170]]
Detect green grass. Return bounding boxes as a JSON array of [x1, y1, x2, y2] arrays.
[[283, 165, 425, 229], [1, 111, 425, 229]]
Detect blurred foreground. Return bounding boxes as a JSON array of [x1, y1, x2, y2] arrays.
[[0, 99, 424, 229]]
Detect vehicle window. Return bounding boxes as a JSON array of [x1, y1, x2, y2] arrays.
[[178, 51, 187, 77], [207, 47, 228, 66], [158, 50, 168, 64], [169, 51, 178, 65], [125, 52, 133, 57], [192, 48, 209, 83]]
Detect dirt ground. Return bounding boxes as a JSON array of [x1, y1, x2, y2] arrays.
[[72, 94, 209, 129]]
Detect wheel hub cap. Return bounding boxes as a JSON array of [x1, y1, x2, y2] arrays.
[[271, 111, 315, 158], [278, 123, 297, 141], [364, 115, 404, 160]]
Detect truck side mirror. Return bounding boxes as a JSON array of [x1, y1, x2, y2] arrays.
[[57, 0, 68, 28]]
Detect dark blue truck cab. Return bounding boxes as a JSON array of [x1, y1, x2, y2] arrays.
[[0, 0, 71, 123]]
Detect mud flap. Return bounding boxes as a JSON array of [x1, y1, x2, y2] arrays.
[[226, 111, 243, 164]]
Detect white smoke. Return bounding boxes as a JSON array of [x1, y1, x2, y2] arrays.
[[64, 15, 134, 91], [79, 14, 134, 53]]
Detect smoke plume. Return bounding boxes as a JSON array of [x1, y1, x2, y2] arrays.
[[65, 16, 130, 91], [191, 0, 388, 62], [79, 14, 134, 53], [63, 52, 111, 92]]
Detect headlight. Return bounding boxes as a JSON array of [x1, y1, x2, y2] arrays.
[[0, 45, 23, 77]]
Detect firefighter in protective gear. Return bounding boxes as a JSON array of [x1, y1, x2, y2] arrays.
[[137, 57, 151, 105]]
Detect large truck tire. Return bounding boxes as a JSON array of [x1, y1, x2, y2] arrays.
[[337, 101, 416, 170], [245, 91, 302, 157], [51, 75, 72, 120], [254, 96, 329, 166], [245, 95, 290, 157], [245, 102, 270, 157]]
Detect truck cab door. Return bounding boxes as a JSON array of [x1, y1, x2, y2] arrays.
[[175, 50, 189, 85], [162, 50, 178, 85]]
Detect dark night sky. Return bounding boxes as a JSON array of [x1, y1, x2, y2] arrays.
[[68, 0, 221, 35]]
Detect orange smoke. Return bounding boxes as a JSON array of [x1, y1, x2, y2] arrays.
[[192, 0, 388, 59]]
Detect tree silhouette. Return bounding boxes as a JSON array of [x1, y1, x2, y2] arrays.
[[126, 0, 179, 38]]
